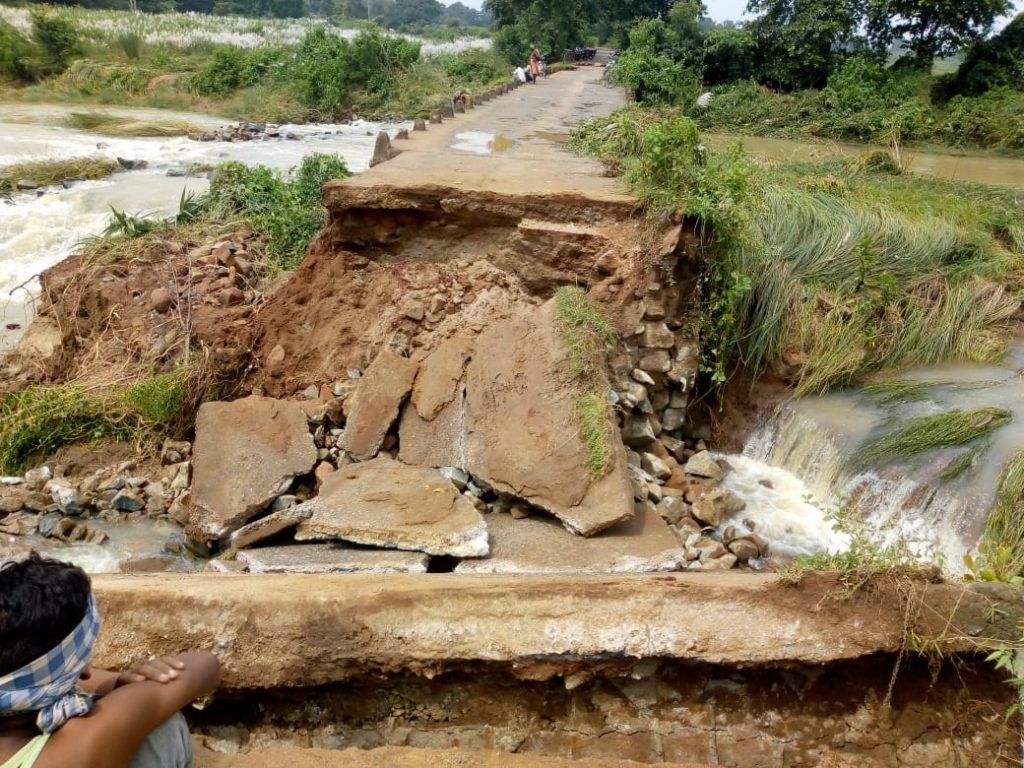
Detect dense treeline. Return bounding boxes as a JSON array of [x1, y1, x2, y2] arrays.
[[496, 0, 1021, 152]]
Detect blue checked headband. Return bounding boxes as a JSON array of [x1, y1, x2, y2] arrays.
[[0, 595, 101, 733]]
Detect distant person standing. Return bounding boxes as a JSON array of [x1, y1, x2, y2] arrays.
[[529, 45, 541, 83]]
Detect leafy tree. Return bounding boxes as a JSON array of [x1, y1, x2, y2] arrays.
[[487, 0, 591, 61], [865, 0, 1012, 67], [933, 12, 1024, 99], [701, 26, 756, 85], [0, 20, 38, 82], [746, 0, 862, 89], [384, 0, 443, 27], [442, 1, 491, 25]]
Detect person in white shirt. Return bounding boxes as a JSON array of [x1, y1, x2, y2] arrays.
[[513, 66, 527, 83]]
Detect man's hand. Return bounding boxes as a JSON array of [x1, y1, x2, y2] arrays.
[[119, 656, 188, 686]]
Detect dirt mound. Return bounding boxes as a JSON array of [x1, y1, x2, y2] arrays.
[[2, 229, 262, 393], [250, 184, 652, 397]]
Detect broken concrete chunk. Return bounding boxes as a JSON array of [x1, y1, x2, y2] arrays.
[[340, 349, 419, 461], [455, 504, 685, 574], [410, 334, 473, 420], [295, 457, 488, 557], [229, 506, 314, 550], [684, 451, 725, 481], [190, 397, 318, 538], [238, 543, 429, 574]]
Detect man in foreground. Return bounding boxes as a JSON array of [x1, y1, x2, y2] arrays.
[[0, 554, 220, 768]]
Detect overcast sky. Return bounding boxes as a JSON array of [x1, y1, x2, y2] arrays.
[[457, 0, 1023, 27]]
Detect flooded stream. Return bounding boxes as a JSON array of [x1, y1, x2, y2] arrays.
[[0, 104, 403, 350], [708, 133, 1024, 189]]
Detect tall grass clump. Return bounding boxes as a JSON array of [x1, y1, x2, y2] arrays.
[[67, 111, 197, 136], [971, 451, 1024, 581], [571, 107, 1024, 393], [0, 157, 117, 195], [0, 366, 206, 474], [852, 407, 1012, 468], [554, 286, 618, 479]]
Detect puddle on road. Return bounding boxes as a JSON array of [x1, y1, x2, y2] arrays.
[[533, 131, 570, 144], [451, 131, 515, 155]]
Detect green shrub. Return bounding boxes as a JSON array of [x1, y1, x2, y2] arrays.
[[0, 19, 38, 82], [614, 48, 697, 106], [442, 48, 505, 87], [204, 154, 351, 270], [30, 9, 80, 76]]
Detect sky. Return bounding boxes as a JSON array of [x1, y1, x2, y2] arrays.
[[455, 0, 1023, 27]]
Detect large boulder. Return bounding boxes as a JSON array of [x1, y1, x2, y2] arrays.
[[340, 349, 419, 461], [294, 457, 488, 557], [190, 397, 317, 538], [400, 301, 634, 536], [455, 504, 685, 575]]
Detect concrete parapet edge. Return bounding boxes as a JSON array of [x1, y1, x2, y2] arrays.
[[91, 572, 1024, 689]]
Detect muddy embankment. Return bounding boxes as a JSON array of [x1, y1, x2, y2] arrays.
[[3, 173, 1023, 767]]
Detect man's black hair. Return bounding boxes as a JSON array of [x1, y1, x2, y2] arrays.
[[0, 553, 92, 675]]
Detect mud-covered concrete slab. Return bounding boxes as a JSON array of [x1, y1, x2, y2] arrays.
[[456, 506, 685, 574], [236, 543, 429, 574], [190, 397, 317, 538], [197, 745, 708, 768], [91, 573, 1024, 689], [340, 348, 419, 461], [294, 457, 488, 557]]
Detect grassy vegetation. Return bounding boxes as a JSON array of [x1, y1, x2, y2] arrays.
[[973, 451, 1024, 581], [696, 78, 1024, 155], [554, 286, 618, 480], [853, 408, 1012, 468], [0, 156, 117, 195], [571, 108, 1024, 394], [0, 366, 200, 474], [939, 442, 987, 482], [1, 6, 508, 122], [860, 379, 934, 404], [66, 110, 198, 136]]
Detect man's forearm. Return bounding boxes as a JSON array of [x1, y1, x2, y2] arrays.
[[78, 667, 122, 696]]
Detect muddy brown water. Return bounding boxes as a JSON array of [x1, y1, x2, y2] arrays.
[[707, 133, 1024, 189]]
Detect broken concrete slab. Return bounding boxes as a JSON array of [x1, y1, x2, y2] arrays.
[[455, 505, 685, 575], [340, 349, 419, 461], [237, 543, 429, 574], [229, 506, 313, 550], [400, 301, 634, 537], [294, 457, 488, 557], [190, 397, 317, 538]]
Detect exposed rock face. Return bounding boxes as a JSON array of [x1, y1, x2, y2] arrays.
[[455, 505, 685, 574], [190, 397, 317, 538], [295, 457, 488, 557], [340, 349, 419, 461], [400, 302, 634, 537], [237, 543, 429, 574]]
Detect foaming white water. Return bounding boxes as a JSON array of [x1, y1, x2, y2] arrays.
[[743, 353, 1024, 572], [716, 454, 850, 558], [0, 110, 405, 349]]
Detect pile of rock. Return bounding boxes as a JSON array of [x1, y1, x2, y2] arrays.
[[629, 449, 770, 570], [0, 452, 189, 550], [188, 122, 299, 143], [148, 232, 261, 324]]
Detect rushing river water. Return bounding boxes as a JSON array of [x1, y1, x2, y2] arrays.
[[0, 104, 404, 351]]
